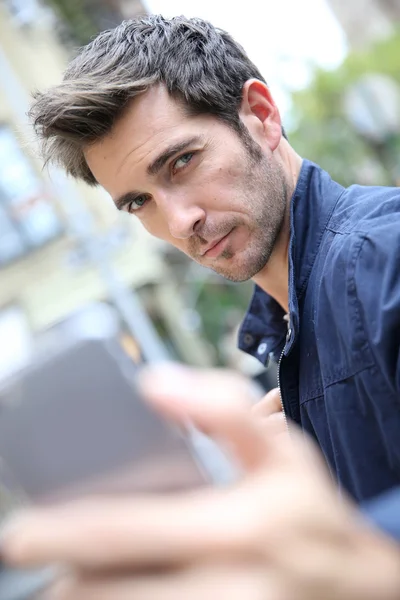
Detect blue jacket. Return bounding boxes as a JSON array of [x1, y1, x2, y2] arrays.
[[238, 160, 400, 511]]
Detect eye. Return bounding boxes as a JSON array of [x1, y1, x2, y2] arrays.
[[128, 195, 149, 212], [172, 152, 194, 174]]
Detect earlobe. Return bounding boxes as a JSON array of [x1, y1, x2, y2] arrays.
[[240, 79, 282, 151]]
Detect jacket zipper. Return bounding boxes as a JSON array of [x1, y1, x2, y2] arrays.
[[277, 326, 291, 429]]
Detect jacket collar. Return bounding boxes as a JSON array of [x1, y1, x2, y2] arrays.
[[238, 159, 344, 363]]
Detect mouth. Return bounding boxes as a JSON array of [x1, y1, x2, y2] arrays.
[[202, 231, 233, 258]]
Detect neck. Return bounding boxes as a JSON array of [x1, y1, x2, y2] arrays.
[[252, 143, 303, 314], [252, 211, 290, 313]]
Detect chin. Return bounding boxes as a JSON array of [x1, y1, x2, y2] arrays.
[[221, 272, 253, 283], [220, 252, 269, 282], [211, 259, 256, 283]]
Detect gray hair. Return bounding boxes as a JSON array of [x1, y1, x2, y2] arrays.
[[30, 15, 275, 186]]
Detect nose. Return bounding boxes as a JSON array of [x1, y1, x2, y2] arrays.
[[160, 194, 205, 240]]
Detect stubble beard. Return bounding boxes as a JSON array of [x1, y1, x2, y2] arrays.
[[208, 148, 288, 283]]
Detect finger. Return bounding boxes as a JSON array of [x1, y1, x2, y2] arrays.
[[138, 363, 270, 471], [258, 412, 288, 440], [1, 368, 310, 572], [251, 388, 282, 419], [2, 491, 261, 570], [43, 564, 272, 600], [141, 365, 314, 476]]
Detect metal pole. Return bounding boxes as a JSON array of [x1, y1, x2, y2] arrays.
[[0, 42, 169, 363]]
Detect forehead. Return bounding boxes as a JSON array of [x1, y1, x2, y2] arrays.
[[84, 86, 200, 185], [113, 84, 189, 142]]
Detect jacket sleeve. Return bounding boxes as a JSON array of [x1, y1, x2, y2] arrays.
[[362, 486, 400, 542], [353, 218, 400, 395]]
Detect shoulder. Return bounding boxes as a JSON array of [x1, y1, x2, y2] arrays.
[[319, 184, 400, 294], [328, 183, 400, 236], [317, 198, 400, 340], [313, 204, 400, 390], [324, 184, 400, 285], [320, 212, 400, 317], [327, 210, 400, 388], [352, 218, 400, 348]]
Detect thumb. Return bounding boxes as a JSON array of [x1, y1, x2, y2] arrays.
[[138, 363, 273, 472]]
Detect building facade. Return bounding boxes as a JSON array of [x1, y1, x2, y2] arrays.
[[0, 0, 213, 371]]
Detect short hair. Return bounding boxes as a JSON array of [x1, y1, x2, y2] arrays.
[[30, 15, 280, 185]]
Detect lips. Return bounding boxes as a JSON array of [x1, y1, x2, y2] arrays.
[[200, 230, 233, 258], [201, 233, 230, 256]]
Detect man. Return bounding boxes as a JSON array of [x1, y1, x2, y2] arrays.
[[5, 13, 400, 598], [30, 14, 400, 504]]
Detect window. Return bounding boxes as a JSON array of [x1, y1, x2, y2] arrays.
[[0, 127, 62, 266]]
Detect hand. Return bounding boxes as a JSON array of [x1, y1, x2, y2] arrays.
[[2, 365, 400, 600], [251, 386, 287, 438]]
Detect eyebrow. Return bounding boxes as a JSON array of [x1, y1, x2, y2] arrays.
[[147, 135, 203, 177], [114, 135, 204, 211]]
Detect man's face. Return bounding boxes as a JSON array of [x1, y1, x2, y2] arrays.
[[85, 86, 287, 282]]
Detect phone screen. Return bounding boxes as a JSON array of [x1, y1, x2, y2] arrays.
[[0, 331, 221, 600]]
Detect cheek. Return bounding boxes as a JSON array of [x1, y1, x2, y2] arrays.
[[140, 213, 168, 240], [200, 165, 245, 208], [139, 213, 185, 250]]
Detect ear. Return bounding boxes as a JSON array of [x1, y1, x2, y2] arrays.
[[239, 79, 282, 152]]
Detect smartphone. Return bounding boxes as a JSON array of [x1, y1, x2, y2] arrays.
[[0, 306, 236, 599]]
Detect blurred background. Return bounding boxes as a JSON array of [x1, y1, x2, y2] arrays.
[[0, 0, 399, 387]]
